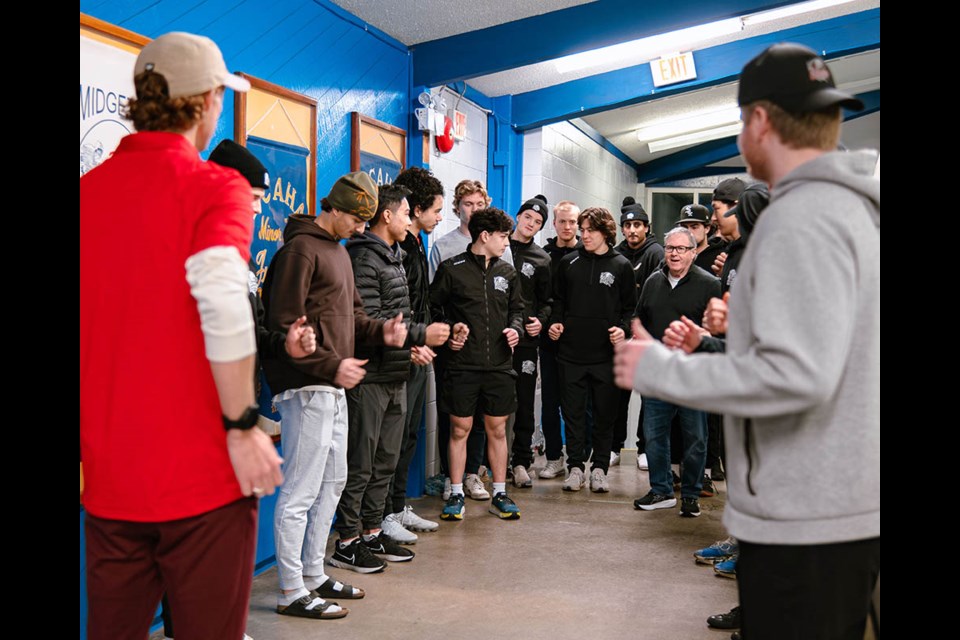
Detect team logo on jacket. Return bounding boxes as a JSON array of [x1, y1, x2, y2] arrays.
[[493, 276, 509, 293], [521, 262, 535, 278], [521, 360, 536, 375], [599, 271, 615, 287], [248, 270, 259, 295], [726, 268, 738, 289]]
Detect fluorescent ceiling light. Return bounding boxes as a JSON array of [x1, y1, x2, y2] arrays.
[[741, 0, 858, 27], [553, 18, 742, 73], [637, 106, 741, 142], [647, 123, 743, 154]]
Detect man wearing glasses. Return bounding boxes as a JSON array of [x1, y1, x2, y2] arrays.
[[632, 226, 720, 517]]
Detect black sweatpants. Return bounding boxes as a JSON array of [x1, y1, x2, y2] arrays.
[[559, 359, 618, 474], [510, 345, 539, 468]]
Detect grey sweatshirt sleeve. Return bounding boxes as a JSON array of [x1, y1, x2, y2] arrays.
[[632, 218, 862, 418]]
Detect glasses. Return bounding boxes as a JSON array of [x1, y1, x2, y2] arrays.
[[664, 245, 695, 254]]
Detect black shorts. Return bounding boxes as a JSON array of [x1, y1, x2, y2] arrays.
[[438, 369, 517, 418]]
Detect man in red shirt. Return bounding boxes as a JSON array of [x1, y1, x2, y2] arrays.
[[80, 32, 282, 640]]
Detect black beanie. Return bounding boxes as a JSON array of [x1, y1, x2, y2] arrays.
[[517, 194, 549, 224], [620, 196, 649, 225], [209, 140, 270, 190]]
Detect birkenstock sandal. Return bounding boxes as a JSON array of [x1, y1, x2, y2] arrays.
[[276, 594, 349, 619], [311, 578, 365, 600]]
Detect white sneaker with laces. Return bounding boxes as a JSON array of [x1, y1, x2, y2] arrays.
[[590, 467, 610, 493], [539, 458, 565, 479], [610, 451, 621, 466], [464, 473, 490, 500], [562, 467, 586, 491], [380, 512, 418, 544], [399, 505, 439, 532], [512, 465, 533, 488]]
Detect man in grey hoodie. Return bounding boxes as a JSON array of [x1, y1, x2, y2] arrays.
[[614, 43, 879, 640]]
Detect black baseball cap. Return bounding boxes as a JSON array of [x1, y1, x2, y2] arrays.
[[677, 204, 710, 225], [209, 139, 270, 190], [713, 178, 746, 204], [738, 43, 865, 113]]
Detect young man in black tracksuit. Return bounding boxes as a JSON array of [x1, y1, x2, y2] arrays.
[[538, 201, 582, 480], [430, 208, 525, 521], [548, 207, 636, 493], [611, 197, 664, 464], [387, 167, 448, 539], [507, 196, 553, 488], [332, 185, 449, 571]]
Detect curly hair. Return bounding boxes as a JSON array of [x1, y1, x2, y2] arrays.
[[577, 207, 617, 245], [393, 167, 444, 215], [468, 207, 513, 242], [123, 71, 207, 132], [453, 179, 490, 209]]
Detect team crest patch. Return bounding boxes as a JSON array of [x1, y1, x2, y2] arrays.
[[726, 268, 738, 289], [521, 262, 535, 278], [521, 360, 536, 375], [493, 276, 509, 293], [599, 272, 615, 287], [248, 270, 259, 295]]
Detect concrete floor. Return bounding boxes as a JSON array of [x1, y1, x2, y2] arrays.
[[243, 459, 739, 640]]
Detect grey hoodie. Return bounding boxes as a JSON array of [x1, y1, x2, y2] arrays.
[[632, 150, 879, 545]]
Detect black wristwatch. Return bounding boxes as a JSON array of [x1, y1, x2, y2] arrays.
[[223, 404, 260, 431]]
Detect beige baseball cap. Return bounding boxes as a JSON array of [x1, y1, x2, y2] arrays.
[[134, 32, 250, 98]]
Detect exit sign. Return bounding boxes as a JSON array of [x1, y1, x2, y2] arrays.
[[453, 110, 467, 141], [650, 52, 697, 87]]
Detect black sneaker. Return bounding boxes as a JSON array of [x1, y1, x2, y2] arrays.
[[362, 531, 415, 562], [700, 474, 717, 497], [707, 606, 741, 630], [711, 463, 725, 482], [328, 537, 387, 573], [680, 496, 701, 517], [633, 491, 677, 510]]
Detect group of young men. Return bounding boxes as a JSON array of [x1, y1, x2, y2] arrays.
[[80, 30, 878, 640]]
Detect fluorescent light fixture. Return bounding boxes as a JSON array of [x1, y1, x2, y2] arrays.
[[741, 0, 858, 27], [553, 18, 742, 73], [647, 123, 742, 153], [636, 106, 741, 142]]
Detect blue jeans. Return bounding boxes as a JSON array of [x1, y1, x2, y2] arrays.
[[642, 397, 707, 498]]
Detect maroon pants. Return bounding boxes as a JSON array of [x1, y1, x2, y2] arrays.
[[85, 497, 258, 640]]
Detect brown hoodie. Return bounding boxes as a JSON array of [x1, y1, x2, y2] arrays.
[[262, 214, 383, 392]]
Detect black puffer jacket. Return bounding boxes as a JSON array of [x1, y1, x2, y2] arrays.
[[347, 232, 426, 383], [616, 236, 664, 295], [509, 238, 553, 348], [429, 249, 525, 371], [399, 230, 430, 326]]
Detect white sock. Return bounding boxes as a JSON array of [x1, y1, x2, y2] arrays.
[[451, 483, 464, 496], [493, 482, 506, 495], [303, 575, 327, 591], [279, 587, 310, 606]]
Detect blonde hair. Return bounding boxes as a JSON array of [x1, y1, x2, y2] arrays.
[[453, 179, 490, 209], [744, 100, 841, 151]]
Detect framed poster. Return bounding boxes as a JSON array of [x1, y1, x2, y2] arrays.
[[351, 112, 406, 186], [234, 75, 318, 434], [80, 14, 148, 176]]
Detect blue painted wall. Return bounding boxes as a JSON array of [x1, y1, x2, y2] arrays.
[[80, 0, 411, 202]]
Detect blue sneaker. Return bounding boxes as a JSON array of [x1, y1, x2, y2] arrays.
[[694, 537, 738, 565], [489, 492, 521, 520], [714, 555, 738, 578], [441, 493, 465, 521]]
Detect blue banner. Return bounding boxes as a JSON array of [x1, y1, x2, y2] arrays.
[[360, 150, 402, 186]]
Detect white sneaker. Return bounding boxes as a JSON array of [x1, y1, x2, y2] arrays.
[[442, 476, 452, 501], [638, 453, 649, 470], [399, 505, 439, 532], [512, 465, 533, 488], [562, 467, 586, 491], [539, 458, 565, 479], [610, 451, 621, 466], [381, 512, 418, 544], [590, 467, 610, 493], [464, 473, 490, 500]]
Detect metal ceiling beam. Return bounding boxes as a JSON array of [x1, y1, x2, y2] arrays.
[[411, 0, 794, 87], [511, 8, 880, 132]]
